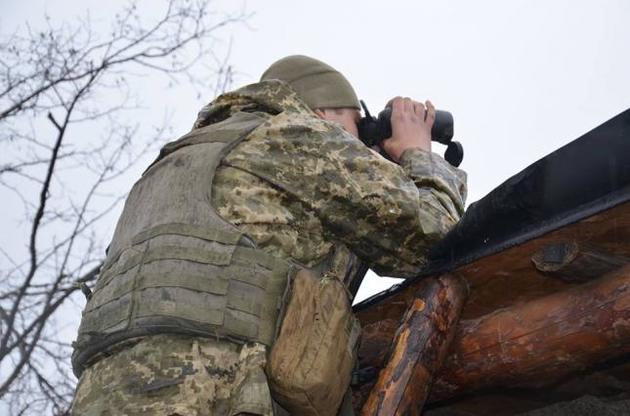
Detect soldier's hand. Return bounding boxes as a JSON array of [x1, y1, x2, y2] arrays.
[[381, 97, 434, 162]]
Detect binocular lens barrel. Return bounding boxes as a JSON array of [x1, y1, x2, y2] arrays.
[[432, 110, 454, 145]]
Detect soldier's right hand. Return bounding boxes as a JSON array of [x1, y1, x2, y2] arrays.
[[381, 97, 434, 162]]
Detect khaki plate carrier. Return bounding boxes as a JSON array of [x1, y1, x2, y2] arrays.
[[72, 112, 292, 376]]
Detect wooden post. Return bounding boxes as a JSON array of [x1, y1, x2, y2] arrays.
[[360, 273, 468, 416]]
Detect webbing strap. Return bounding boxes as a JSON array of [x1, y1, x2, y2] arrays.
[[103, 223, 244, 275], [86, 271, 231, 313], [131, 222, 243, 247], [135, 292, 225, 326], [233, 246, 289, 272], [99, 245, 235, 286]]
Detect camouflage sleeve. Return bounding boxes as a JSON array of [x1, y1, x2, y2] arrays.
[[222, 111, 467, 278], [398, 148, 467, 224]]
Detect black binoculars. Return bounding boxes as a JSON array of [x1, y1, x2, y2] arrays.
[[357, 100, 464, 167]]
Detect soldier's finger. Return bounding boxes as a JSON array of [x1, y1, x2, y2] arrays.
[[403, 97, 413, 113], [413, 101, 426, 119], [388, 96, 404, 115], [425, 100, 436, 122], [387, 96, 401, 107]]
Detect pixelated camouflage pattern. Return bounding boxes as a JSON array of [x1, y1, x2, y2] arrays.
[[207, 80, 467, 277], [71, 335, 278, 416], [193, 81, 311, 130]]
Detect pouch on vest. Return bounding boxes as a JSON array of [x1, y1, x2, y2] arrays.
[[266, 268, 361, 416]]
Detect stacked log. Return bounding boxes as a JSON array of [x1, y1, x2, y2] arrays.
[[354, 265, 630, 408]]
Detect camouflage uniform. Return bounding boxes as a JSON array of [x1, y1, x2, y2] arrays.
[[209, 87, 466, 277], [71, 80, 466, 415]]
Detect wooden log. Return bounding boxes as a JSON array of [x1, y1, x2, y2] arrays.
[[531, 241, 629, 282], [360, 274, 468, 416], [430, 264, 630, 401], [353, 265, 630, 407]]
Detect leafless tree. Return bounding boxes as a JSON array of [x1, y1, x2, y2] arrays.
[[0, 1, 246, 414]]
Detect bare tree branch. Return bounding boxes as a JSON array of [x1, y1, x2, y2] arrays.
[[0, 1, 247, 413], [0, 73, 93, 359]]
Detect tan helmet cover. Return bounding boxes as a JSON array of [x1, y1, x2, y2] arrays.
[[261, 55, 360, 110]]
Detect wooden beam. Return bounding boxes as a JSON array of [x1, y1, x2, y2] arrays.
[[360, 274, 468, 416]]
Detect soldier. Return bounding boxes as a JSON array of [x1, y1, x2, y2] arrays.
[[70, 55, 467, 415]]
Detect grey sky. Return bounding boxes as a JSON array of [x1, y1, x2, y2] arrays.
[[3, 0, 630, 301]]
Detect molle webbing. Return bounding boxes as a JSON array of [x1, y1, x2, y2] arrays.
[[73, 228, 290, 376], [72, 112, 291, 377]]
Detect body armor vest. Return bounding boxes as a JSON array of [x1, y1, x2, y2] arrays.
[[72, 112, 292, 377]]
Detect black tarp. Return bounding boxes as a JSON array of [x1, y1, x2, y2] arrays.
[[355, 108, 630, 311]]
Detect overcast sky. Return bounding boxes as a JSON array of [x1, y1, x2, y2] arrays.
[[3, 0, 630, 301]]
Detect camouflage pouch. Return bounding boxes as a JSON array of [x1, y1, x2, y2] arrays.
[[266, 268, 361, 416]]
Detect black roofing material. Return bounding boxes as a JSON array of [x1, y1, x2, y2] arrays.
[[355, 108, 630, 311]]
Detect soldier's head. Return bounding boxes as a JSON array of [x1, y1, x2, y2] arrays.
[[261, 55, 361, 138]]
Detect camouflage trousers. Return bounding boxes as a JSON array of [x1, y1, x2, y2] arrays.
[[71, 334, 285, 416]]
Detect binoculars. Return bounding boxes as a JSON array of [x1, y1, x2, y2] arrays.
[[357, 100, 464, 167]]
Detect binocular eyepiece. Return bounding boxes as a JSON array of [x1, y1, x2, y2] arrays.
[[357, 100, 464, 167]]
